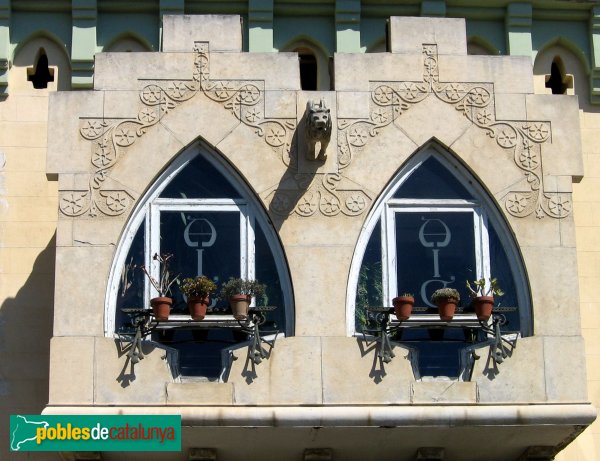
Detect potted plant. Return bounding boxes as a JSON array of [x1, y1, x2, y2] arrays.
[[181, 275, 218, 320], [431, 287, 460, 321], [466, 277, 504, 321], [139, 253, 179, 321], [219, 277, 266, 320], [392, 293, 414, 321]]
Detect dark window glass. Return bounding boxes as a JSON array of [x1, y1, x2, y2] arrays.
[[255, 225, 285, 331], [299, 53, 318, 91], [28, 51, 54, 89], [355, 220, 383, 332], [394, 157, 473, 200], [160, 210, 241, 311], [116, 154, 289, 379], [396, 211, 475, 308], [116, 224, 145, 334], [160, 155, 241, 199], [355, 155, 527, 378], [488, 224, 520, 332]]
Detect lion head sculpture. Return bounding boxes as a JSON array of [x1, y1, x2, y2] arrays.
[[305, 99, 332, 161]]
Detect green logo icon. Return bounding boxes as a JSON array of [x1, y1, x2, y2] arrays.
[[10, 415, 181, 451]]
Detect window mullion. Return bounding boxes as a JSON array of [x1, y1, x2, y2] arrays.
[[149, 204, 161, 299], [480, 211, 491, 281], [382, 204, 397, 307]]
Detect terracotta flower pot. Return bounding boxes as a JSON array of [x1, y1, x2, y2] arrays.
[[392, 295, 414, 321], [188, 296, 209, 320], [474, 295, 494, 321], [436, 298, 458, 321], [229, 294, 251, 320], [150, 296, 173, 321]]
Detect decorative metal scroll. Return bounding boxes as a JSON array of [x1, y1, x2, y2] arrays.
[[338, 44, 570, 219]]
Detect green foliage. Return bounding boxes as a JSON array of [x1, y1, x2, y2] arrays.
[[180, 275, 217, 298], [219, 278, 267, 304], [355, 260, 383, 331], [466, 277, 504, 297], [431, 287, 460, 304]]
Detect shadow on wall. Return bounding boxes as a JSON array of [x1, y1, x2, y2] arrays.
[[0, 234, 58, 461], [267, 106, 324, 231]]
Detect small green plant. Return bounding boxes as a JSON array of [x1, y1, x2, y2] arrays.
[[431, 287, 460, 305], [466, 278, 504, 298], [180, 275, 217, 299], [219, 277, 266, 303], [139, 253, 179, 297]]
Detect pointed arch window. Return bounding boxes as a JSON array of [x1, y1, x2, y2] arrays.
[[109, 143, 293, 379], [351, 145, 530, 378]]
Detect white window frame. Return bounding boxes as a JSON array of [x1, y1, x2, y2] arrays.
[[147, 198, 255, 305], [105, 140, 295, 337], [346, 143, 532, 337], [381, 200, 490, 307]]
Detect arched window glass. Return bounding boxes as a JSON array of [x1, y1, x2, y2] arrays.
[[352, 146, 530, 379], [110, 145, 292, 379]]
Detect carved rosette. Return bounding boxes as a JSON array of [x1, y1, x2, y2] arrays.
[[266, 173, 370, 218], [61, 42, 296, 218], [336, 44, 570, 220]]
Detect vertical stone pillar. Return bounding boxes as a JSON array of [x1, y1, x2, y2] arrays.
[[421, 1, 446, 18], [335, 0, 360, 53], [590, 7, 600, 103], [248, 0, 274, 52], [160, 0, 184, 50], [505, 2, 533, 57], [71, 0, 96, 89]]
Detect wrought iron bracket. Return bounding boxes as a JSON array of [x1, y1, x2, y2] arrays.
[[362, 306, 517, 369], [119, 306, 279, 374]]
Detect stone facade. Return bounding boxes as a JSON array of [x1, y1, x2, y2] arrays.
[[2, 2, 600, 460], [36, 14, 595, 460]]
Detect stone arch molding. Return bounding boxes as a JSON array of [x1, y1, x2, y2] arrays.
[[61, 41, 570, 221]]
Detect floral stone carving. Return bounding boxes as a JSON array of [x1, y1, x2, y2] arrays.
[[337, 44, 570, 220], [61, 42, 296, 218], [265, 173, 370, 218]]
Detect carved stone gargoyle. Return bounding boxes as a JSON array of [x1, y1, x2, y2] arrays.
[[305, 99, 332, 161]]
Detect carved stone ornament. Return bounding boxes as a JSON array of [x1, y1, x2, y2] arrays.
[[265, 173, 370, 218], [337, 44, 570, 220], [61, 42, 296, 218], [305, 99, 332, 161]]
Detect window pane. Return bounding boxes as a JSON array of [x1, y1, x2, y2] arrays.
[[116, 223, 145, 333], [255, 224, 285, 331], [394, 157, 473, 200], [160, 155, 241, 199], [488, 223, 521, 332], [395, 211, 475, 308], [355, 220, 383, 332], [157, 210, 243, 379], [160, 211, 241, 311]]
